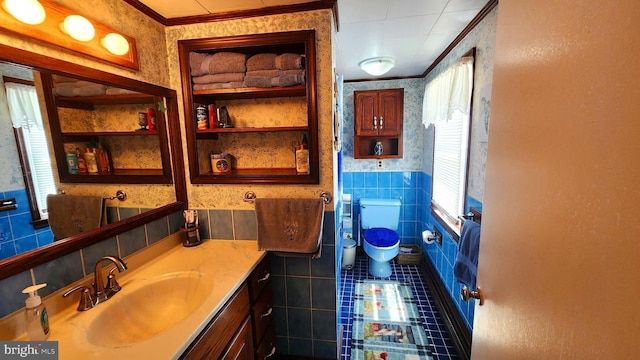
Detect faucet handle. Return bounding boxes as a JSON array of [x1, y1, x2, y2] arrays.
[[62, 285, 96, 311], [104, 267, 122, 299]]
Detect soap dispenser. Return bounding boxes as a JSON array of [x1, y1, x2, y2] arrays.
[[22, 283, 50, 341]]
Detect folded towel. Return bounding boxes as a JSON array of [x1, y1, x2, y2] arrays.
[[272, 74, 305, 87], [193, 82, 245, 90], [46, 194, 105, 241], [246, 53, 277, 71], [54, 84, 107, 97], [454, 220, 481, 290], [105, 87, 141, 95], [275, 53, 304, 70], [256, 198, 325, 257], [245, 69, 281, 77], [243, 76, 273, 88], [192, 72, 245, 84], [190, 52, 247, 76]]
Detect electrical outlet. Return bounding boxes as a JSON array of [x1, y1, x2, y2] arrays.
[[432, 227, 443, 246], [377, 160, 384, 169]]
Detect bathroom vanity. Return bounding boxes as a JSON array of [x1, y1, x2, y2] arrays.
[[7, 237, 270, 360]]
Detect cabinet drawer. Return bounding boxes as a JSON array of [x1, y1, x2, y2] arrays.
[[251, 282, 274, 345], [255, 324, 276, 360], [180, 284, 250, 360], [248, 256, 271, 302], [220, 317, 254, 360]]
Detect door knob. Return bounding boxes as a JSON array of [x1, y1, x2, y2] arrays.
[[461, 286, 485, 305]]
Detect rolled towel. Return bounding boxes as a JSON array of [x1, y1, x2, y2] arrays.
[[246, 53, 277, 71], [53, 85, 76, 97], [281, 69, 305, 76], [189, 52, 208, 76], [72, 84, 107, 97], [193, 82, 245, 90], [276, 53, 304, 70], [192, 72, 245, 84], [206, 52, 247, 74], [105, 87, 141, 95]]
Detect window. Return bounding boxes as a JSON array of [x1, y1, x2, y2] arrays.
[[423, 54, 474, 233], [5, 80, 56, 227]]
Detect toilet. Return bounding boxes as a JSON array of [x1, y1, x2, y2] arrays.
[[359, 198, 401, 277]]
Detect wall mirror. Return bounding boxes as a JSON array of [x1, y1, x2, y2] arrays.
[[0, 44, 186, 280]]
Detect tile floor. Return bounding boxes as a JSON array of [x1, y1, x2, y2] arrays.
[[339, 256, 460, 360]]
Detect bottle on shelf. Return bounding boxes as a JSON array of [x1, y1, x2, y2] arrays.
[[96, 143, 111, 173], [76, 147, 87, 173], [66, 152, 79, 174], [147, 108, 157, 131], [85, 148, 99, 174], [295, 133, 310, 174]]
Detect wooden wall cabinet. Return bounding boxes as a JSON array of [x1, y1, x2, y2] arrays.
[[42, 74, 173, 184], [178, 30, 319, 184], [353, 88, 404, 159]]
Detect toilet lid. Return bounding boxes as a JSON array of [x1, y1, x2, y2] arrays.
[[364, 228, 399, 247]]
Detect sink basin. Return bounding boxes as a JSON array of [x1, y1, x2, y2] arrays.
[[85, 272, 213, 347]]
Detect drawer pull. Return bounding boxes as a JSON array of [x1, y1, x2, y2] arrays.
[[260, 307, 273, 318], [264, 346, 276, 359], [257, 272, 270, 283]]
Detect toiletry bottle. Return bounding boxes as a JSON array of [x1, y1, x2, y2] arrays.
[[66, 152, 79, 174], [22, 283, 50, 341], [76, 147, 87, 173], [85, 148, 98, 173], [96, 143, 111, 173], [295, 134, 310, 174]]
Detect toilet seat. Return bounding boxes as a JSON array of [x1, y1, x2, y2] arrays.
[[364, 227, 399, 248]]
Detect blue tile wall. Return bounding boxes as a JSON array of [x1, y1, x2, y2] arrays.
[[0, 189, 53, 262], [0, 210, 184, 318]]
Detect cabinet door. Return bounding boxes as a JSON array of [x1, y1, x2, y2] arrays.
[[354, 92, 378, 136], [221, 317, 254, 360], [378, 89, 403, 136]]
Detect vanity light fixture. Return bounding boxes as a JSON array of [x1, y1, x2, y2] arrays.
[[359, 57, 395, 76], [101, 33, 130, 56], [0, 0, 138, 70], [60, 15, 95, 42], [2, 0, 46, 25]]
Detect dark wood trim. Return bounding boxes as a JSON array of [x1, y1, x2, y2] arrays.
[[275, 356, 335, 360], [0, 202, 183, 279], [2, 76, 34, 86], [469, 207, 482, 224], [422, 0, 498, 78], [12, 127, 45, 225], [420, 257, 472, 360], [121, 0, 168, 26], [165, 0, 336, 26]]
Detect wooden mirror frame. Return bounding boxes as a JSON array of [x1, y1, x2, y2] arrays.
[[0, 43, 187, 280]]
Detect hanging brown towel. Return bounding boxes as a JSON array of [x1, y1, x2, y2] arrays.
[[47, 194, 105, 241], [255, 198, 324, 258]]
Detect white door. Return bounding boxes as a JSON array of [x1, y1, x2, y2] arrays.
[[472, 1, 640, 358]]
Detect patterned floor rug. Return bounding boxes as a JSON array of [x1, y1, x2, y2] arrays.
[[351, 280, 434, 360]]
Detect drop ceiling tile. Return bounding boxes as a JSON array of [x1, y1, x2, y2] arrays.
[[139, 0, 208, 17], [338, 0, 390, 23], [386, 0, 448, 18], [382, 14, 439, 36], [415, 32, 459, 61], [444, 0, 490, 12], [430, 9, 481, 34]]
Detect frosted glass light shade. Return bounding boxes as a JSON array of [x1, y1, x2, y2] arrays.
[[359, 57, 395, 76], [61, 15, 95, 42], [2, 0, 46, 25], [101, 33, 129, 55]]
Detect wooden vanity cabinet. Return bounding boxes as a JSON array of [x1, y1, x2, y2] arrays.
[[178, 30, 319, 185], [353, 88, 404, 159], [248, 257, 276, 360]]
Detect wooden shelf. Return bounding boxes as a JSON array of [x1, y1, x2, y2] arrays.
[[55, 93, 155, 109], [192, 86, 305, 100], [61, 131, 158, 142], [61, 168, 170, 184], [193, 167, 316, 184]]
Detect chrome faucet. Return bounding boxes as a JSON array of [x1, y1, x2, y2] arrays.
[[93, 256, 127, 305]]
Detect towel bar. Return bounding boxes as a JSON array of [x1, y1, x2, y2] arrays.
[[243, 191, 332, 204], [104, 190, 127, 201], [461, 286, 485, 306]]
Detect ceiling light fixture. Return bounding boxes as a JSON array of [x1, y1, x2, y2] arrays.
[[61, 14, 95, 42], [359, 57, 395, 76], [2, 0, 46, 25]]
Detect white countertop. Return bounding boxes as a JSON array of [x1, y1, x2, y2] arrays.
[[40, 239, 265, 359]]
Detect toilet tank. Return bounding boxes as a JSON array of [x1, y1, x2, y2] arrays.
[[359, 198, 401, 230]]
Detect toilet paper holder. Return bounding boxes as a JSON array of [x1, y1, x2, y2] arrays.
[[461, 286, 485, 305], [422, 227, 442, 246]]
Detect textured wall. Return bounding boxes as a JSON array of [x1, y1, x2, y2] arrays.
[[165, 10, 335, 210]]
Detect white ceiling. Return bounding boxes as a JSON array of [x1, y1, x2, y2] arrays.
[[138, 0, 490, 81]]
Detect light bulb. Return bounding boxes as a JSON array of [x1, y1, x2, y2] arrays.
[[2, 0, 45, 25], [359, 57, 395, 76], [101, 33, 129, 55], [61, 15, 95, 42]]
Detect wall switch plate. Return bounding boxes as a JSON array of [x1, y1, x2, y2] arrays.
[[377, 160, 383, 169]]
